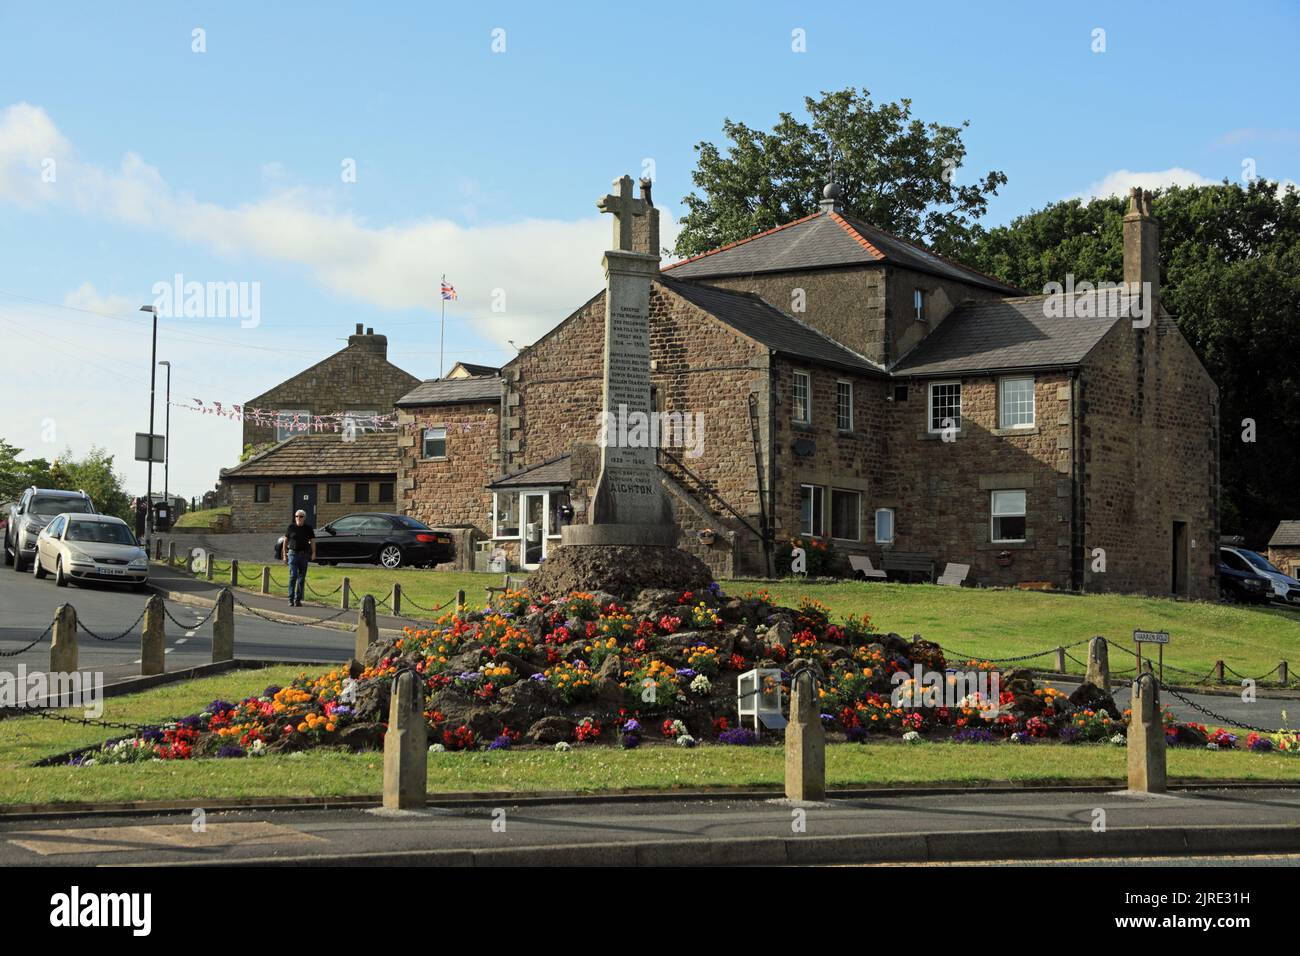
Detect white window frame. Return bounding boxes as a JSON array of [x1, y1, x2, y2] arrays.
[[835, 380, 853, 431], [913, 288, 925, 321], [875, 508, 895, 544], [275, 409, 311, 441], [990, 489, 1027, 543], [998, 376, 1036, 429], [927, 381, 962, 433], [830, 488, 861, 541], [799, 484, 825, 537], [422, 426, 447, 460], [792, 370, 811, 424]]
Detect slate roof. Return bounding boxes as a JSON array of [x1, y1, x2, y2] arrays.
[[890, 294, 1125, 376], [489, 455, 572, 489], [450, 362, 499, 377], [1268, 521, 1300, 547], [664, 209, 1020, 294], [657, 275, 884, 375], [222, 432, 398, 479], [395, 375, 502, 407]]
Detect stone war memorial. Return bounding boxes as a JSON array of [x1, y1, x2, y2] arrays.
[[527, 174, 713, 600]]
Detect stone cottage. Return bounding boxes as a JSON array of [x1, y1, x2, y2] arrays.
[[396, 180, 1220, 598], [1267, 521, 1300, 578]]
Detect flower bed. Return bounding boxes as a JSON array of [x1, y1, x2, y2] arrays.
[[65, 585, 1300, 764]]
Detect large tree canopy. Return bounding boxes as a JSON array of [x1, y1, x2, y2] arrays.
[[965, 180, 1300, 546], [0, 440, 132, 520], [674, 88, 1007, 258]]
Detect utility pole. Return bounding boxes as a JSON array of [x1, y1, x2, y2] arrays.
[[140, 304, 159, 548], [159, 359, 171, 530]]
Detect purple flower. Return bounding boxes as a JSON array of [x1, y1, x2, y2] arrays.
[[263, 685, 282, 698], [528, 672, 548, 682], [845, 725, 868, 743], [458, 671, 482, 682], [216, 744, 246, 758], [622, 719, 641, 734], [677, 668, 697, 679], [205, 699, 234, 715], [1058, 726, 1082, 744], [1248, 736, 1274, 752], [620, 733, 642, 749], [719, 727, 759, 746], [952, 727, 997, 744], [487, 734, 512, 750]]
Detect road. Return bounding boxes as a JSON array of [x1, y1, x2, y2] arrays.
[[0, 566, 1295, 731]]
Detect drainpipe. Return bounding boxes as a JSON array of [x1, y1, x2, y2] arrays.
[[1071, 369, 1085, 591]]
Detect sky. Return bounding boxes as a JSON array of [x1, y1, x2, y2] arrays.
[[0, 0, 1297, 501]]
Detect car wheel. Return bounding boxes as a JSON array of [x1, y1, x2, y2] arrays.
[[12, 541, 26, 573], [54, 556, 68, 587], [379, 544, 403, 569], [33, 551, 47, 579], [2, 539, 12, 566]]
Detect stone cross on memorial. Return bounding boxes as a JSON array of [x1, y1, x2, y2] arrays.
[[561, 174, 676, 548]]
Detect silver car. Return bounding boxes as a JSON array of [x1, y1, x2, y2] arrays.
[[33, 513, 150, 590]]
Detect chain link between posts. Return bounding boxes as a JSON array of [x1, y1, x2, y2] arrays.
[[80, 607, 148, 642], [230, 594, 352, 626], [0, 621, 54, 657]]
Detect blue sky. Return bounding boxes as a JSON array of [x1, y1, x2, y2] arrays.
[[1, 0, 1297, 498]]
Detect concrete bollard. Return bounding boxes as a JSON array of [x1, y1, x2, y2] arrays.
[[261, 566, 271, 595], [1055, 646, 1066, 673], [1084, 635, 1110, 692], [355, 594, 377, 661], [50, 604, 78, 673], [166, 541, 176, 566], [212, 588, 235, 663], [341, 577, 352, 610], [382, 670, 428, 810], [1127, 668, 1166, 794], [391, 583, 402, 617], [785, 669, 826, 802], [141, 594, 166, 677], [229, 559, 239, 588], [456, 589, 466, 619]]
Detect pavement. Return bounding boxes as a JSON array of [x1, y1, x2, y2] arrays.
[[2, 786, 1297, 866]]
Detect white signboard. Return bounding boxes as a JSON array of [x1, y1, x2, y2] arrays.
[[134, 433, 165, 463], [1133, 630, 1170, 644]]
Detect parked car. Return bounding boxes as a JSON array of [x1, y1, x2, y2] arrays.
[[33, 513, 149, 590], [1221, 545, 1300, 606], [274, 513, 454, 569], [1218, 547, 1273, 604], [5, 487, 96, 572]]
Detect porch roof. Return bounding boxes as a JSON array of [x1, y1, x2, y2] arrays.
[[488, 454, 571, 490]]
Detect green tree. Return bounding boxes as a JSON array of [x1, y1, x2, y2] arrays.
[[0, 438, 53, 502], [965, 180, 1300, 546], [50, 446, 133, 521], [674, 88, 1007, 258]]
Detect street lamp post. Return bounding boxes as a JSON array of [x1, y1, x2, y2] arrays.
[[159, 360, 171, 530], [140, 305, 158, 548]]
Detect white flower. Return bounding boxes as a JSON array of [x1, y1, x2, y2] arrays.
[[1110, 733, 1127, 746], [902, 731, 921, 743], [248, 739, 267, 757], [1009, 732, 1024, 743], [676, 735, 696, 748], [554, 741, 572, 752], [429, 743, 446, 753], [339, 679, 358, 705], [1206, 741, 1219, 751], [690, 674, 711, 694]]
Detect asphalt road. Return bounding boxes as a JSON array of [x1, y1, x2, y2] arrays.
[[1, 565, 1295, 731], [0, 564, 355, 692], [2, 787, 1297, 866]]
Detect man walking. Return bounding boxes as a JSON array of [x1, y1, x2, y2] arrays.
[[283, 509, 316, 607]]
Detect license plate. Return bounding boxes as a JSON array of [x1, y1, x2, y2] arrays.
[[98, 566, 125, 575]]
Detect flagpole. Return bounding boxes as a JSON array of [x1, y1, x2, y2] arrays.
[[439, 272, 446, 378]]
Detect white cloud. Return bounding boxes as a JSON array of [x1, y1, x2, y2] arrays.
[[0, 102, 681, 350], [1077, 167, 1217, 201]]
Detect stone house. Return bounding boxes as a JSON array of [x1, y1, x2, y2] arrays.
[[1267, 521, 1300, 578], [240, 325, 420, 449], [396, 181, 1220, 598], [220, 433, 399, 532]]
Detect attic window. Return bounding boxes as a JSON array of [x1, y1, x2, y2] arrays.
[[913, 288, 925, 322]]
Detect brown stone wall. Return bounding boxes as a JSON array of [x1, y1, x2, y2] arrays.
[[226, 477, 394, 534], [1268, 545, 1300, 578], [397, 401, 500, 536], [241, 337, 421, 449], [1080, 313, 1220, 599], [884, 266, 1010, 365]]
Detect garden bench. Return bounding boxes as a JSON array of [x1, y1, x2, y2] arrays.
[[881, 551, 936, 583], [936, 562, 971, 587], [847, 555, 888, 580]]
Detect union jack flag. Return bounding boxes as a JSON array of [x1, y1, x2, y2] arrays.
[[440, 281, 458, 301]]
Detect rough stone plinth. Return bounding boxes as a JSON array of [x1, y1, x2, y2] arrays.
[[785, 669, 825, 802], [212, 588, 235, 663], [382, 669, 428, 810], [141, 594, 165, 677], [526, 544, 712, 601], [1127, 669, 1166, 794], [1085, 635, 1110, 693]]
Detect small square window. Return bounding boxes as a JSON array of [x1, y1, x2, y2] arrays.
[[991, 490, 1027, 543], [354, 483, 370, 504], [799, 484, 824, 537], [326, 484, 341, 503], [893, 384, 909, 403], [836, 381, 853, 431], [998, 377, 1035, 429], [875, 508, 895, 544], [792, 372, 811, 424], [378, 482, 394, 503], [254, 484, 270, 504], [423, 427, 447, 459]]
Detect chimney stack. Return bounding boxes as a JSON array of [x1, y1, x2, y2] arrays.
[[348, 325, 388, 358], [1123, 187, 1159, 320], [632, 177, 661, 266]]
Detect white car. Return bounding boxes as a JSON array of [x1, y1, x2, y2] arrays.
[[33, 513, 150, 590]]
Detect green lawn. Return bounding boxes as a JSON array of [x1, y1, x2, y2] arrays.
[[172, 506, 230, 529], [173, 562, 1300, 682], [2, 665, 1296, 808]]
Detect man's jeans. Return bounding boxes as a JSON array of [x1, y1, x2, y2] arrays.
[[287, 551, 309, 604]]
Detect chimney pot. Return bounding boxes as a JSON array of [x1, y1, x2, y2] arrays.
[[355, 323, 363, 335], [366, 327, 373, 335]]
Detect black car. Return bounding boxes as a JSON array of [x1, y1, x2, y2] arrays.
[[275, 513, 453, 569], [1218, 547, 1272, 604]]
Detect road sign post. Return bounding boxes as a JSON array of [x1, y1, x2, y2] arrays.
[[1133, 630, 1170, 683]]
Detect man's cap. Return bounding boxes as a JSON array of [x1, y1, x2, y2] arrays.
[[294, 509, 306, 516]]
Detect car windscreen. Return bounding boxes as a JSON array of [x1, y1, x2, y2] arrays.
[[66, 521, 136, 545], [30, 496, 93, 516], [393, 516, 430, 530], [1241, 550, 1281, 574]]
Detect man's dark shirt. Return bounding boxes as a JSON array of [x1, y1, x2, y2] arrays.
[[284, 523, 316, 554]]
